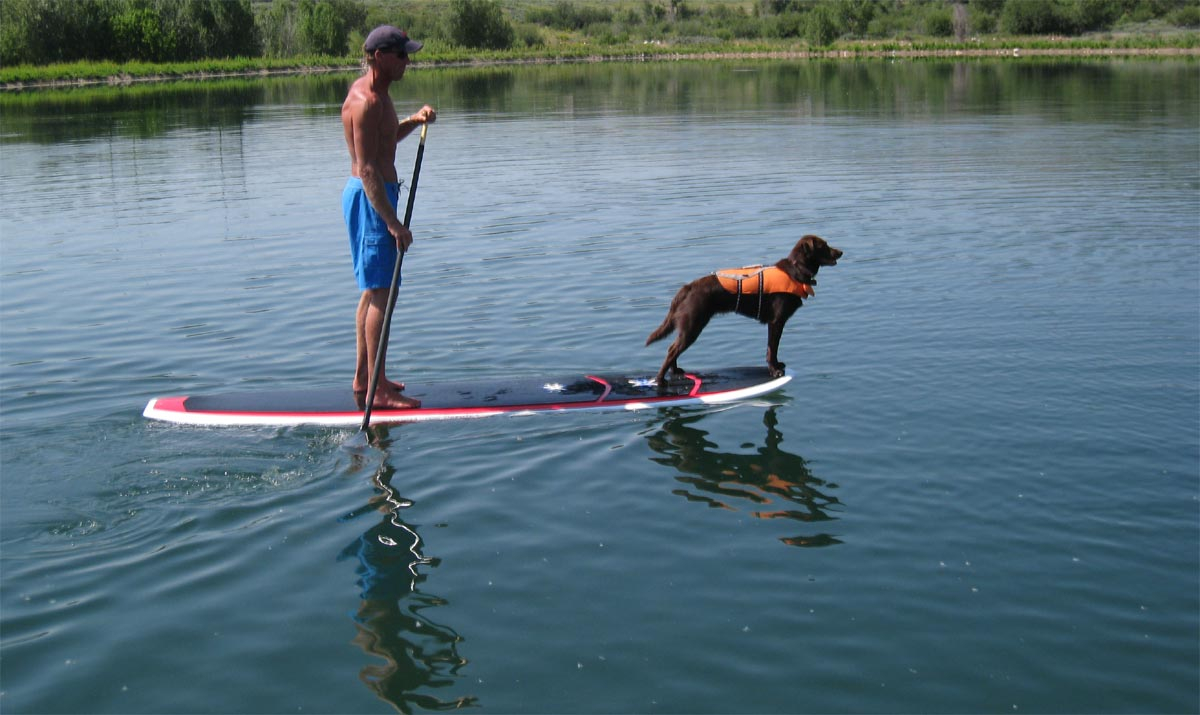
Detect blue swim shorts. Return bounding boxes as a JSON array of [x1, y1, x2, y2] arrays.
[[343, 177, 402, 291]]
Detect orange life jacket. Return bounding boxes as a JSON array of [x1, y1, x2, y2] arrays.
[[715, 266, 815, 299]]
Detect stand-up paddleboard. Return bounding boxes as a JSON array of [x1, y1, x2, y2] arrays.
[[143, 367, 792, 427]]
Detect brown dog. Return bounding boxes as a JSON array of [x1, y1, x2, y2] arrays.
[[646, 235, 842, 385]]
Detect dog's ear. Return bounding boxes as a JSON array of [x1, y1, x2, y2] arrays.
[[779, 236, 817, 281], [789, 235, 818, 264]]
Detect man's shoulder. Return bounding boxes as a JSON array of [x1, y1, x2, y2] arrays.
[[344, 83, 386, 117], [347, 74, 389, 100]]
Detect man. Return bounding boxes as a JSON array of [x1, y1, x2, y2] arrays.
[[342, 25, 436, 409]]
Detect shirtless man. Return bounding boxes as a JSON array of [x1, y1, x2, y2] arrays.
[[341, 26, 436, 409]]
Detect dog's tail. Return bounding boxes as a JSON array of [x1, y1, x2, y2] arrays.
[[645, 288, 685, 345], [645, 315, 674, 345]]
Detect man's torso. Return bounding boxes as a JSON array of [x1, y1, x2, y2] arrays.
[[342, 76, 399, 183]]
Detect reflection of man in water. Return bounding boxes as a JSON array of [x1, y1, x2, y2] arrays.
[[339, 466, 476, 712], [646, 407, 843, 547]]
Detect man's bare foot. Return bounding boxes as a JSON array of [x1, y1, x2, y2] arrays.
[[372, 386, 421, 410], [353, 379, 406, 394]]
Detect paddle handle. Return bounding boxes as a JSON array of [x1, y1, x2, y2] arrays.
[[361, 123, 428, 431]]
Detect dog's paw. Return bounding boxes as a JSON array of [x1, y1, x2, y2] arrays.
[[768, 363, 786, 378]]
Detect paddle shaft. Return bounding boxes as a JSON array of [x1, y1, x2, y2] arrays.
[[361, 123, 428, 431]]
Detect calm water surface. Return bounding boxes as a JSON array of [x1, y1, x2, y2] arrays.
[[1, 60, 1197, 713]]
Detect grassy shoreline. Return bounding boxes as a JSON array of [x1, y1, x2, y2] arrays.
[[3, 35, 1197, 91]]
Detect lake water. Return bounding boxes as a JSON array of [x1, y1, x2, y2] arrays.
[[1, 59, 1197, 713]]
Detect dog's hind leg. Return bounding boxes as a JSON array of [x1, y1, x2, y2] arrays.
[[655, 336, 688, 385], [654, 313, 712, 387]]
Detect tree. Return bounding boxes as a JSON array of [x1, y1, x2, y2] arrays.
[[925, 6, 955, 36], [1072, 0, 1119, 31], [297, 0, 365, 56], [1, 0, 119, 64], [186, 0, 260, 59], [1, 0, 54, 64], [112, 0, 177, 62], [449, 0, 514, 50], [837, 0, 878, 38], [258, 0, 302, 58], [302, 0, 342, 55], [1001, 0, 1074, 34], [805, 3, 839, 47]]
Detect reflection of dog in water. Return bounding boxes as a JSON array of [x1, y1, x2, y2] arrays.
[[645, 406, 842, 547], [338, 463, 478, 712]]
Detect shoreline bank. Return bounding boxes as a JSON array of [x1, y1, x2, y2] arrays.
[[5, 45, 1197, 91]]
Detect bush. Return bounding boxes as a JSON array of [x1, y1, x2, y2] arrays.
[[805, 4, 839, 47], [766, 11, 804, 39], [836, 0, 878, 38], [727, 15, 766, 39], [524, 1, 612, 31], [1168, 4, 1200, 28], [449, 0, 514, 50], [1072, 0, 1118, 31], [970, 7, 1000, 34], [513, 22, 545, 48], [1001, 0, 1075, 34], [299, 0, 360, 56], [112, 5, 177, 62], [925, 8, 955, 37]]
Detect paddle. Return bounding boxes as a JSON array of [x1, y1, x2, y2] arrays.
[[361, 123, 429, 432]]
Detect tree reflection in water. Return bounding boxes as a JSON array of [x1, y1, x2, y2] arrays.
[[338, 454, 477, 713], [646, 406, 843, 547]]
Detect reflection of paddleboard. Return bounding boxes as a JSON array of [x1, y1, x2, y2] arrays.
[[143, 367, 792, 427]]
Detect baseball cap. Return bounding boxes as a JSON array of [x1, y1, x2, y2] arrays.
[[363, 25, 423, 55]]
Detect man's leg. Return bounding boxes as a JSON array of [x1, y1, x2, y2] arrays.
[[354, 291, 372, 393], [356, 289, 420, 409]]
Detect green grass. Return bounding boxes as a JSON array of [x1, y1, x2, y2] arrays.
[[0, 55, 358, 85], [2, 33, 1196, 88]]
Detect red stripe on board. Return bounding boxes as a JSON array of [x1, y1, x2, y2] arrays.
[[585, 375, 613, 402]]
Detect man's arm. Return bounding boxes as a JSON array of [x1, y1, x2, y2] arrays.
[[351, 96, 412, 251], [396, 105, 437, 143]]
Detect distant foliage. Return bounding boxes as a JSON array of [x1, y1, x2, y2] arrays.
[[805, 4, 840, 47], [1170, 3, 1200, 27], [925, 7, 956, 37], [2, 0, 1197, 67], [0, 0, 259, 65], [305, 0, 366, 55], [185, 0, 260, 59], [1001, 0, 1072, 34], [448, 0, 515, 50], [524, 1, 614, 30], [998, 0, 1151, 35], [111, 4, 177, 62]]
